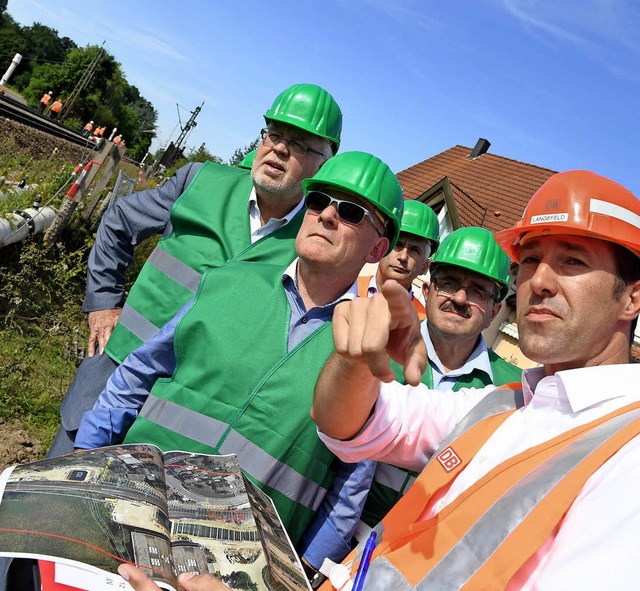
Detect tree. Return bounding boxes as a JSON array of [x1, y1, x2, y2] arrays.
[[1, 8, 157, 160], [228, 137, 260, 166]]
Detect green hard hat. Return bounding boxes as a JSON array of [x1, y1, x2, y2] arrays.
[[264, 83, 342, 153], [400, 200, 440, 252], [430, 226, 511, 300], [302, 151, 404, 254], [237, 149, 256, 170]]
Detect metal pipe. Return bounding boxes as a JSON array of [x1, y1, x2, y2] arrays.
[[0, 53, 22, 87], [0, 205, 57, 248]]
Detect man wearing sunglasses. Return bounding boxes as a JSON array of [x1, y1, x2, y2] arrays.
[[356, 226, 522, 532], [69, 151, 403, 587], [49, 83, 342, 458]]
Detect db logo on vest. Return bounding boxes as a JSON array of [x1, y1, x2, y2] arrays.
[[436, 447, 461, 472]]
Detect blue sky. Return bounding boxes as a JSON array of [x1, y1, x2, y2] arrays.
[[6, 0, 640, 195]]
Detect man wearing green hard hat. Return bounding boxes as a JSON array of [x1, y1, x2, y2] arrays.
[[358, 200, 440, 319], [50, 83, 343, 458], [72, 151, 403, 588], [236, 148, 256, 170], [357, 226, 521, 533]]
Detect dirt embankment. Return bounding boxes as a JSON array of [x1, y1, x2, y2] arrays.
[[0, 420, 45, 471], [0, 116, 90, 166]]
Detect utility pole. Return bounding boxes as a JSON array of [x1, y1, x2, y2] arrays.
[[174, 102, 204, 152], [60, 41, 105, 120], [157, 102, 204, 169]]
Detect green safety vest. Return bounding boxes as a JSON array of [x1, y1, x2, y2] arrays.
[[105, 160, 303, 364], [360, 345, 522, 528], [124, 260, 339, 545]]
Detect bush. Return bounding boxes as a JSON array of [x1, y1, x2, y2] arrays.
[[0, 235, 90, 447]]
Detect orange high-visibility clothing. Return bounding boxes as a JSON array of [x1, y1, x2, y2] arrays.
[[322, 389, 640, 590], [357, 275, 426, 320], [83, 122, 93, 133], [39, 93, 52, 106], [49, 100, 62, 114], [113, 134, 122, 145]]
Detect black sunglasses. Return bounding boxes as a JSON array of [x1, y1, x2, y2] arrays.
[[305, 191, 383, 235]]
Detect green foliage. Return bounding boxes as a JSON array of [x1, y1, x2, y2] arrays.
[[0, 238, 89, 325], [228, 137, 260, 166], [187, 144, 223, 164], [0, 237, 90, 446], [0, 10, 158, 162]]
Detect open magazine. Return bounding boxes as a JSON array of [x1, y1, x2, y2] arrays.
[[0, 444, 312, 591]]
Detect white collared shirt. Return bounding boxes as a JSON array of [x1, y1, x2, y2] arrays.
[[422, 321, 494, 390], [247, 188, 305, 242], [319, 364, 640, 590]]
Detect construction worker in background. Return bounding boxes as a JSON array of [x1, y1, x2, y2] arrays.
[[312, 170, 640, 590], [48, 83, 343, 458], [113, 133, 123, 145], [94, 125, 105, 138], [73, 152, 403, 585], [237, 148, 257, 170], [358, 225, 521, 531], [38, 90, 52, 113], [82, 120, 94, 137], [48, 98, 63, 120], [358, 199, 439, 319]]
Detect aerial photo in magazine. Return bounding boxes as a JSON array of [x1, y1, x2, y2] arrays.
[[0, 444, 271, 590]]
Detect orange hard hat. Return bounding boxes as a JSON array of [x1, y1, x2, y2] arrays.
[[495, 170, 640, 261]]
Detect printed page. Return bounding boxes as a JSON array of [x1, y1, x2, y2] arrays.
[[0, 444, 177, 590], [243, 475, 311, 591], [162, 451, 270, 590]]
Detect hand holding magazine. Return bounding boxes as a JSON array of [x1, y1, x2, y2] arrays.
[[0, 444, 312, 591]]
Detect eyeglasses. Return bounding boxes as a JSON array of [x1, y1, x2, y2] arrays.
[[260, 128, 326, 157], [431, 276, 497, 305], [305, 191, 384, 235]]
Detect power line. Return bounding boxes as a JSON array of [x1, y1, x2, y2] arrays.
[[60, 42, 105, 119]]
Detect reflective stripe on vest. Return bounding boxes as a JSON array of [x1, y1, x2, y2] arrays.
[[139, 395, 328, 512], [117, 303, 162, 343], [372, 463, 415, 493], [117, 249, 202, 343], [365, 404, 640, 590], [148, 247, 202, 294]]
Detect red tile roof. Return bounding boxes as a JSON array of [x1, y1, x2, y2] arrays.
[[396, 144, 558, 233]]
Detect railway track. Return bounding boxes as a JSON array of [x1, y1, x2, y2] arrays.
[[0, 92, 101, 149]]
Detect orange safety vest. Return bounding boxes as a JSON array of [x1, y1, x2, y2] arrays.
[[83, 122, 93, 132], [50, 100, 62, 113], [40, 94, 51, 106], [357, 275, 426, 320], [322, 388, 640, 590]]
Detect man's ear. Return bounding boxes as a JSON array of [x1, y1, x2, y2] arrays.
[[483, 302, 502, 329], [366, 237, 390, 264], [621, 279, 640, 322], [421, 280, 431, 300]]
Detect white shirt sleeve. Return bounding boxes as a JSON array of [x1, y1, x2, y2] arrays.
[[318, 381, 494, 471]]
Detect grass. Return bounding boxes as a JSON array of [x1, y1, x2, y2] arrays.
[[0, 140, 161, 453], [0, 321, 84, 449]]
